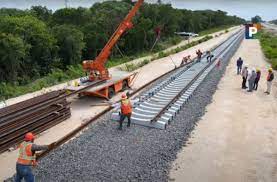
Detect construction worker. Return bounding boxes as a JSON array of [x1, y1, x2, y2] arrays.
[[236, 57, 243, 75], [180, 55, 191, 66], [265, 68, 274, 94], [254, 69, 261, 90], [196, 49, 202, 62], [119, 93, 133, 130], [206, 50, 214, 63], [241, 65, 248, 89], [247, 69, 256, 92], [111, 93, 133, 130], [15, 132, 50, 182]]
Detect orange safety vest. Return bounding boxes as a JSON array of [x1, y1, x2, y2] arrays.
[[121, 99, 132, 115], [17, 141, 35, 165]]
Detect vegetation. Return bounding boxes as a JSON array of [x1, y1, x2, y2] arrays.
[[199, 25, 232, 36], [270, 19, 277, 25], [251, 15, 262, 23], [257, 31, 277, 70], [121, 35, 213, 71], [0, 1, 245, 100]]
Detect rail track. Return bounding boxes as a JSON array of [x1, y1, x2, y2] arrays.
[[0, 28, 243, 160], [112, 29, 244, 129], [37, 28, 243, 159]]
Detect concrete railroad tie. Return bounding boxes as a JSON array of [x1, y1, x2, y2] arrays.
[[112, 29, 244, 129]]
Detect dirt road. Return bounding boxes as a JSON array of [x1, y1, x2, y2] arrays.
[[170, 39, 277, 182]]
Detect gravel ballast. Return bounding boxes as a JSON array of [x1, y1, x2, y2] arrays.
[[7, 34, 242, 182]]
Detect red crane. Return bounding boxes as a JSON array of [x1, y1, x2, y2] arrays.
[[82, 0, 144, 81]]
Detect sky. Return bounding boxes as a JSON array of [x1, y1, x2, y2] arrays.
[[0, 0, 276, 21]]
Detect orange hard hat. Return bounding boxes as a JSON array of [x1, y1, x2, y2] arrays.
[[121, 93, 127, 99], [25, 132, 35, 141]]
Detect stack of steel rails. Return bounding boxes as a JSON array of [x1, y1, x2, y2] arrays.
[[0, 90, 70, 153]]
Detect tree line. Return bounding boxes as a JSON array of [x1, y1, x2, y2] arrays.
[[0, 0, 245, 85], [270, 19, 277, 25]]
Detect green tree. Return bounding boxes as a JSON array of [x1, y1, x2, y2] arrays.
[[0, 33, 28, 82], [252, 15, 262, 23], [270, 19, 277, 25], [30, 6, 52, 22], [0, 8, 29, 17], [0, 15, 57, 78], [0, 1, 245, 89], [51, 7, 91, 26], [53, 25, 85, 67]]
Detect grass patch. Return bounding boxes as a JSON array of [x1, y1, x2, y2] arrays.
[[0, 65, 85, 100], [257, 31, 277, 70], [199, 25, 233, 36], [124, 59, 150, 72]]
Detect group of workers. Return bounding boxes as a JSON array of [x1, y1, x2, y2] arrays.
[[181, 49, 214, 66], [237, 57, 275, 94], [196, 49, 214, 63]]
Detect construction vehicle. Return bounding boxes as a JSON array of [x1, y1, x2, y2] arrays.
[[67, 0, 144, 99]]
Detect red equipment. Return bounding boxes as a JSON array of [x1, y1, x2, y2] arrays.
[[82, 0, 144, 81]]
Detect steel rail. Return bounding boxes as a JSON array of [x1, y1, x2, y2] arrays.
[[151, 30, 243, 122], [35, 53, 199, 160], [36, 29, 242, 159]]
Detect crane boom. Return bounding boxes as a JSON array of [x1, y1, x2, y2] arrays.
[[83, 0, 144, 81]]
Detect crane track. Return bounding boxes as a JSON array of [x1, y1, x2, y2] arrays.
[[112, 29, 244, 129]]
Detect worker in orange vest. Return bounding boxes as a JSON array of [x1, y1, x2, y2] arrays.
[[15, 132, 50, 182], [118, 93, 133, 130]]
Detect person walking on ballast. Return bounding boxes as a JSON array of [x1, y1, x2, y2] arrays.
[[112, 93, 138, 130]]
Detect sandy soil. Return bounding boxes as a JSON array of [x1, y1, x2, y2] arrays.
[[170, 39, 277, 182], [0, 27, 240, 180]]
